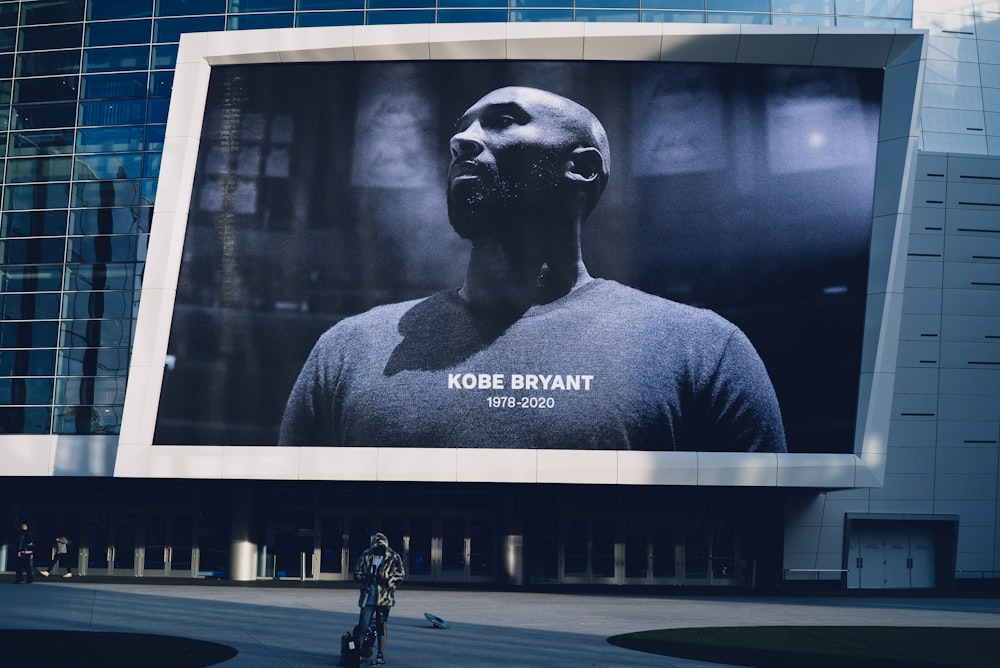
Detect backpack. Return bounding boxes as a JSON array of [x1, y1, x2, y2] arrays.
[[339, 631, 360, 667]]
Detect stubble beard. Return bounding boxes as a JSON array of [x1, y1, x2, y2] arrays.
[[447, 154, 565, 242]]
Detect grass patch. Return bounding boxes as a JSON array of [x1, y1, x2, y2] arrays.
[[607, 626, 1000, 668]]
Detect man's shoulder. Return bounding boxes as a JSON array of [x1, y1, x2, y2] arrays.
[[593, 280, 736, 328], [314, 293, 443, 342]]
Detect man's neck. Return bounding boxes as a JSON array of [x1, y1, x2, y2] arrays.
[[458, 232, 591, 312]]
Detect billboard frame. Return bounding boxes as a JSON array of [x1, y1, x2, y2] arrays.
[[79, 22, 926, 486]]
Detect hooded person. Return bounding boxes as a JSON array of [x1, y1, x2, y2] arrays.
[[352, 532, 405, 665]]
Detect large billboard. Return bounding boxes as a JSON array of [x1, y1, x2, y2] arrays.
[[109, 25, 924, 485]]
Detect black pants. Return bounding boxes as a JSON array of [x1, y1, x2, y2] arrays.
[[49, 552, 72, 574], [15, 553, 33, 582]]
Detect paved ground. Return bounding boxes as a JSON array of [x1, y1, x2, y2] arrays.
[[5, 577, 1000, 667]]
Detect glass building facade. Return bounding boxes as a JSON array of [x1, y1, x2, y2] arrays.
[[0, 0, 913, 437]]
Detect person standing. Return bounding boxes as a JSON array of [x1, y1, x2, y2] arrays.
[[352, 533, 405, 665], [14, 523, 34, 584], [39, 535, 73, 578]]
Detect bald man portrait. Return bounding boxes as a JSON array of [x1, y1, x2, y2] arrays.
[[278, 86, 787, 452]]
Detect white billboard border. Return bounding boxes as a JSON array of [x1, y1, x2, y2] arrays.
[[106, 22, 927, 487]]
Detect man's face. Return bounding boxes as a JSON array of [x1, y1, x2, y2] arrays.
[[447, 87, 583, 240]]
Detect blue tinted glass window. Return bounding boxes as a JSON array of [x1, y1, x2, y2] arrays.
[[73, 154, 143, 181], [772, 1, 832, 11], [149, 72, 173, 96], [154, 16, 226, 43], [368, 0, 434, 7], [55, 377, 128, 407], [72, 180, 152, 208], [152, 44, 179, 69], [577, 9, 641, 20], [5, 157, 74, 183], [20, 0, 85, 25], [59, 319, 133, 348], [706, 11, 770, 22], [14, 77, 80, 105], [61, 291, 137, 320], [0, 349, 57, 376], [82, 46, 150, 73], [230, 0, 295, 10], [0, 238, 66, 265], [0, 407, 52, 434], [366, 9, 437, 22], [1, 293, 62, 322], [53, 406, 121, 435], [143, 152, 161, 178], [156, 0, 227, 16], [79, 100, 147, 127], [82, 73, 148, 100], [296, 10, 365, 23], [57, 348, 130, 376], [438, 0, 506, 8], [773, 13, 833, 25], [0, 266, 64, 292], [643, 9, 706, 21], [642, 0, 701, 6], [68, 235, 146, 265], [0, 321, 59, 349], [12, 103, 77, 131], [835, 16, 909, 27], [86, 19, 153, 47], [837, 0, 911, 19], [4, 183, 71, 210], [11, 130, 76, 157], [1, 211, 68, 238], [89, 0, 155, 20], [0, 28, 13, 53], [1, 293, 62, 320], [510, 0, 574, 8], [435, 9, 509, 21], [76, 126, 145, 153], [69, 207, 152, 236], [298, 0, 360, 7], [0, 81, 10, 106], [0, 4, 17, 27], [0, 54, 13, 78], [16, 51, 81, 78], [509, 8, 575, 19], [64, 263, 139, 291], [145, 98, 167, 123], [0, 378, 55, 405], [19, 24, 83, 52], [577, 0, 639, 8], [145, 125, 166, 150], [227, 13, 294, 29], [707, 0, 768, 9]]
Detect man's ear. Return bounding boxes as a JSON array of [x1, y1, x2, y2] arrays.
[[564, 146, 605, 183]]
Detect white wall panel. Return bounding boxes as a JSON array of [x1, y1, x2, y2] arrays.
[[911, 205, 946, 232], [899, 312, 943, 339], [945, 207, 1000, 233], [893, 366, 940, 392], [927, 34, 981, 62], [895, 339, 942, 367], [921, 83, 983, 110], [890, 418, 941, 446], [937, 393, 1000, 420], [884, 445, 936, 473], [942, 287, 1000, 315], [939, 367, 1000, 394], [936, 419, 1000, 446], [920, 106, 987, 133], [935, 446, 999, 473], [940, 314, 1000, 339], [943, 234, 1000, 261], [904, 257, 944, 287], [924, 58, 983, 86], [922, 131, 990, 152]]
